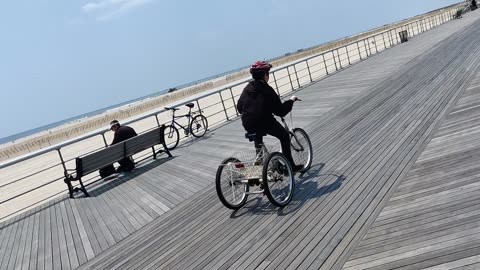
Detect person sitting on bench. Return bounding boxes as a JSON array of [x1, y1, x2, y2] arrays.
[[110, 120, 137, 172]]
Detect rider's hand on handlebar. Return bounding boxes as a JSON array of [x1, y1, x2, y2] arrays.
[[290, 95, 301, 102]]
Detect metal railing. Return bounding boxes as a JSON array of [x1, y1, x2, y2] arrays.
[[0, 5, 464, 221]]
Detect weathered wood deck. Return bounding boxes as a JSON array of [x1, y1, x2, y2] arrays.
[[2, 9, 480, 270]]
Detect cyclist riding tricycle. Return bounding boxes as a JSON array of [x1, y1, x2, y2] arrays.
[[215, 60, 313, 209]]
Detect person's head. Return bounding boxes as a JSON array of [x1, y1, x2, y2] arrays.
[[250, 60, 272, 82], [110, 120, 120, 132]]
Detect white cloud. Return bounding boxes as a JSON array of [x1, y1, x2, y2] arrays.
[[81, 0, 153, 20]]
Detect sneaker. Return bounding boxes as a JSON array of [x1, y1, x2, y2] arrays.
[[248, 178, 260, 186], [293, 164, 304, 172]]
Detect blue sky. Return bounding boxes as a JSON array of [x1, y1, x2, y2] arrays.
[[0, 0, 460, 139]]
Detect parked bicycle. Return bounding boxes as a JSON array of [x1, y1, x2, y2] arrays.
[[215, 111, 312, 209], [164, 103, 208, 150]]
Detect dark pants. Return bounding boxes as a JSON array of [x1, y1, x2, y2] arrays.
[[249, 120, 295, 166]]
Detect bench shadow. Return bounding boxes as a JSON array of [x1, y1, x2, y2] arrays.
[[230, 163, 347, 218], [0, 154, 175, 230], [84, 155, 176, 198]]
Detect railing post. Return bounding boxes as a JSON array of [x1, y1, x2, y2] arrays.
[[218, 92, 229, 121], [196, 100, 201, 110], [306, 60, 313, 82], [363, 40, 369, 57], [155, 114, 161, 127], [287, 66, 295, 91], [345, 45, 351, 65], [229, 88, 239, 116], [293, 64, 300, 88], [382, 33, 387, 49], [336, 49, 342, 69], [332, 51, 338, 71], [271, 72, 281, 95], [356, 42, 362, 60], [367, 39, 373, 55], [322, 54, 329, 75], [101, 133, 108, 147], [373, 38, 378, 53], [57, 149, 67, 173]]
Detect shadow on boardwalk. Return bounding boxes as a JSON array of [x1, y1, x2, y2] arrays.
[[229, 163, 347, 218]]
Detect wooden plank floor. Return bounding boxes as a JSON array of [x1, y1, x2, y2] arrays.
[[343, 20, 480, 270], [2, 10, 480, 270]]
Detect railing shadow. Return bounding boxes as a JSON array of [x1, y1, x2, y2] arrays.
[[172, 132, 215, 150]]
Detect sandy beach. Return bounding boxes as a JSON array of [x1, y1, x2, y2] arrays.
[[0, 5, 461, 221]]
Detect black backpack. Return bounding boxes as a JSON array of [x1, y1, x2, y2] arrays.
[[99, 164, 116, 178], [242, 90, 266, 119]]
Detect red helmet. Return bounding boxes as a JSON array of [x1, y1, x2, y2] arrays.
[[250, 60, 272, 74]]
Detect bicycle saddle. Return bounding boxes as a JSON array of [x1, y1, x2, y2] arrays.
[[165, 107, 179, 111], [245, 133, 256, 142], [185, 103, 195, 108], [245, 132, 265, 142]]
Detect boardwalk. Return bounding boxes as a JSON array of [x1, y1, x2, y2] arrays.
[[2, 9, 480, 270]]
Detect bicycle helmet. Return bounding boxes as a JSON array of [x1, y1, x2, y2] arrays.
[[250, 60, 272, 74]]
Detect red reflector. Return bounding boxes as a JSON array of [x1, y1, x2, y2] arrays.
[[235, 163, 245, 169]]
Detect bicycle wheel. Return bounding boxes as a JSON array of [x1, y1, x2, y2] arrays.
[[262, 152, 294, 207], [164, 125, 179, 150], [216, 157, 249, 209], [290, 128, 313, 173], [190, 115, 208, 138]]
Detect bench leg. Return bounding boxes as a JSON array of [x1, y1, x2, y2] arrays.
[[64, 177, 75, 199], [64, 177, 90, 198], [159, 124, 173, 157], [152, 146, 157, 159], [77, 179, 90, 197]]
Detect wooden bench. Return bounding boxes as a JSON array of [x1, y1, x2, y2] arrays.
[[64, 125, 172, 198]]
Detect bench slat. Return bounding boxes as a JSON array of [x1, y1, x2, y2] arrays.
[[79, 143, 125, 176], [124, 128, 161, 157]]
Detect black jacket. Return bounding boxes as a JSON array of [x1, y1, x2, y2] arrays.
[[237, 80, 293, 132], [111, 126, 137, 145]]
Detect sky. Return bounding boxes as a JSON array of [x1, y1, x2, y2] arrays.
[[0, 0, 461, 139]]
